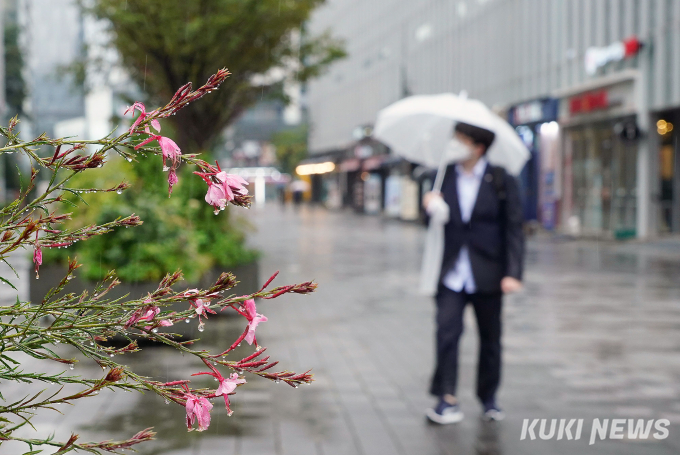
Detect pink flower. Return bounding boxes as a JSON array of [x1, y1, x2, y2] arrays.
[[33, 245, 42, 277], [158, 136, 181, 170], [216, 372, 247, 397], [192, 362, 246, 415], [183, 291, 217, 326], [159, 319, 174, 327], [195, 165, 249, 214], [124, 102, 147, 133], [125, 304, 160, 329], [204, 183, 227, 211], [193, 299, 213, 317], [135, 133, 182, 171], [221, 172, 249, 196], [217, 373, 246, 415], [168, 168, 178, 195], [244, 299, 267, 345], [140, 305, 160, 322], [185, 393, 213, 431]]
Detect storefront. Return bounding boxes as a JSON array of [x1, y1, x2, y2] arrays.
[[557, 73, 640, 238], [653, 111, 680, 233], [507, 98, 559, 228]]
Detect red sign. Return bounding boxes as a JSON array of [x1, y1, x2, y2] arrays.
[[569, 90, 608, 115]]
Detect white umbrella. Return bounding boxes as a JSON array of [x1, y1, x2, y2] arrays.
[[373, 93, 530, 296], [373, 93, 530, 183]]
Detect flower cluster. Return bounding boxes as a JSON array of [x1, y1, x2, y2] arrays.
[[0, 69, 315, 452], [194, 162, 249, 214]]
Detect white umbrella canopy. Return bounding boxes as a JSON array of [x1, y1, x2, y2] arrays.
[[373, 93, 530, 176]]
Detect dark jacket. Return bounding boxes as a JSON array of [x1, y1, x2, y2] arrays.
[[438, 162, 524, 294]]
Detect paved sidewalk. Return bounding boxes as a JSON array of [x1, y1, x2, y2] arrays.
[[4, 204, 680, 454]]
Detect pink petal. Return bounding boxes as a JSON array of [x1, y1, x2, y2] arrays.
[[244, 299, 256, 320], [244, 326, 256, 345], [151, 119, 161, 132], [33, 246, 42, 265], [158, 136, 181, 160], [205, 184, 226, 208], [168, 169, 178, 194], [196, 397, 213, 431], [124, 102, 146, 116]]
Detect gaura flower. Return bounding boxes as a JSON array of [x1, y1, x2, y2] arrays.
[[124, 102, 148, 133], [217, 373, 246, 416], [168, 168, 178, 195], [157, 136, 182, 171], [33, 232, 42, 278], [192, 363, 246, 416], [183, 290, 217, 326], [185, 393, 213, 431], [125, 304, 160, 329], [195, 164, 249, 214], [134, 123, 182, 172], [243, 299, 267, 345]]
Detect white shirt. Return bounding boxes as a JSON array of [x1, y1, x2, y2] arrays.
[[442, 158, 487, 293]]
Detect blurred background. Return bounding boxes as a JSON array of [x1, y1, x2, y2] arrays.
[[3, 0, 680, 454]]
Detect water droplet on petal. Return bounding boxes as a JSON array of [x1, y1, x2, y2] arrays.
[[227, 410, 234, 417], [116, 189, 123, 195], [198, 323, 205, 332], [162, 165, 170, 172], [275, 378, 280, 384], [293, 384, 299, 389], [152, 328, 158, 333], [69, 364, 75, 370], [214, 209, 220, 215], [126, 157, 132, 162]]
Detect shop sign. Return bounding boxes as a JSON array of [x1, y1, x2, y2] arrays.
[[569, 90, 608, 115], [509, 98, 558, 126], [362, 155, 384, 171], [339, 158, 361, 172], [584, 36, 642, 75], [512, 101, 543, 125]]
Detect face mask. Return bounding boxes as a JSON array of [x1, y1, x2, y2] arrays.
[[444, 139, 473, 163]]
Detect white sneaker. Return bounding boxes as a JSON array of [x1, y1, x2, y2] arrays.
[[425, 402, 464, 424], [482, 407, 505, 422]]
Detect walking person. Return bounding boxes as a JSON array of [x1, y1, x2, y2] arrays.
[[423, 122, 525, 424]]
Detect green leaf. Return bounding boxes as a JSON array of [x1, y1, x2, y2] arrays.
[[0, 276, 17, 291]]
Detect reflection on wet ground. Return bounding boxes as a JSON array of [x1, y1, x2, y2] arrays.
[[3, 204, 680, 454]]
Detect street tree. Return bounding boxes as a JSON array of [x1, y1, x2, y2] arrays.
[[85, 0, 345, 155]]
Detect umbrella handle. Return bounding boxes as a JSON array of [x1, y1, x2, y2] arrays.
[[432, 153, 448, 193]]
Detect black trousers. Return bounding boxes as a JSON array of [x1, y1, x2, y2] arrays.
[[429, 285, 503, 405]]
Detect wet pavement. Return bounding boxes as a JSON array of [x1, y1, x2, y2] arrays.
[[4, 204, 680, 454]]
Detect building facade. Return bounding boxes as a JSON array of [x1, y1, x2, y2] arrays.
[[306, 0, 680, 238]]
